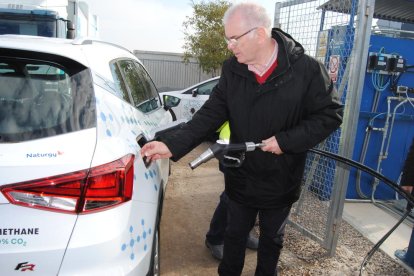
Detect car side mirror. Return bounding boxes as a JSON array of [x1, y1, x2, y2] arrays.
[[192, 88, 198, 97], [163, 94, 180, 110]]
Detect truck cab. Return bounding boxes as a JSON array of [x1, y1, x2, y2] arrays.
[[0, 0, 96, 39], [0, 8, 73, 38]]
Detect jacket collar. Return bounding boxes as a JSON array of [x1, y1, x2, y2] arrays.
[[229, 28, 305, 82]]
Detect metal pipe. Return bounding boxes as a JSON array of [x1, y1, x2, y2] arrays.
[[371, 96, 408, 201], [384, 99, 409, 160], [355, 88, 383, 199]]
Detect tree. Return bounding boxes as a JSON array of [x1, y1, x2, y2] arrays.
[[183, 0, 232, 76]]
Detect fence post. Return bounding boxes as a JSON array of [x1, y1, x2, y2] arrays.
[[326, 0, 376, 256]]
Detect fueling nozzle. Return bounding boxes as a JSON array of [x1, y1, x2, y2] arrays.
[[189, 141, 265, 170]]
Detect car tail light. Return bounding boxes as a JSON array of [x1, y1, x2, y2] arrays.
[[1, 154, 134, 214]]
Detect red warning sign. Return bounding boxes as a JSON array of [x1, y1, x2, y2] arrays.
[[328, 55, 340, 83]]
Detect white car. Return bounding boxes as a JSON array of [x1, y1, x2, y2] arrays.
[[160, 76, 219, 122], [0, 35, 180, 275]]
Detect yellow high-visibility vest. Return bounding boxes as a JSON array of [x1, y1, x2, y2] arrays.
[[218, 121, 230, 142]]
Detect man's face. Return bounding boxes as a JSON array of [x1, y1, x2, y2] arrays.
[[224, 14, 257, 65]]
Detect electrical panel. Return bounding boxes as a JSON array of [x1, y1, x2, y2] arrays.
[[389, 56, 406, 72], [367, 52, 406, 74]]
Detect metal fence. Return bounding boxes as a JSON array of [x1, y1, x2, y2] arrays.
[[134, 50, 213, 92], [274, 0, 374, 256]]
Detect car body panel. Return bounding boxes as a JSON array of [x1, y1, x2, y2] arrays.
[[0, 129, 96, 187], [93, 85, 168, 204], [0, 35, 90, 65], [59, 201, 158, 276], [0, 204, 77, 275]]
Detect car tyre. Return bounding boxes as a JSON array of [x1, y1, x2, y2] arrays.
[[148, 223, 160, 276]]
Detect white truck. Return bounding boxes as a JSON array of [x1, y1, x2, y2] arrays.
[[0, 0, 98, 39]]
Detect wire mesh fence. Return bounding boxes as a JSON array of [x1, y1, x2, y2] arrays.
[[274, 0, 367, 255]]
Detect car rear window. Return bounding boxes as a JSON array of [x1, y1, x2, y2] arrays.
[[0, 49, 96, 142]]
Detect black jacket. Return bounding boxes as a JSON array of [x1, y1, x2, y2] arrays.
[[162, 28, 343, 208], [401, 138, 414, 187]]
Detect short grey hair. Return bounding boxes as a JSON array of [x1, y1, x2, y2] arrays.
[[223, 2, 272, 36]]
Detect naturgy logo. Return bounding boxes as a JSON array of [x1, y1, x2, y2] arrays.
[[26, 151, 64, 159]]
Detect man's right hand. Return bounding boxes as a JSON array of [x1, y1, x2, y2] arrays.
[[140, 141, 173, 162]]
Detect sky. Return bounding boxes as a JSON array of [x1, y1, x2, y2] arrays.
[[81, 0, 276, 53]]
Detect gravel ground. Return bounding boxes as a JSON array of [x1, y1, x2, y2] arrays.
[[275, 222, 411, 275], [161, 143, 412, 276]]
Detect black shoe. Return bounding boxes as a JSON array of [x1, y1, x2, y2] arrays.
[[205, 239, 223, 260], [246, 233, 259, 250]]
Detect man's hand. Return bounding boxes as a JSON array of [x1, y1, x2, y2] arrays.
[[261, 136, 283, 155], [140, 141, 172, 162]]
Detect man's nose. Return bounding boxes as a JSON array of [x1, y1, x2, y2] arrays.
[[227, 42, 235, 51]]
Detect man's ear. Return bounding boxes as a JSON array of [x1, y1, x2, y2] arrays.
[[256, 27, 268, 44]]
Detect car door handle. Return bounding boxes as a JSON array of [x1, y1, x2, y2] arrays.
[[136, 133, 152, 168]]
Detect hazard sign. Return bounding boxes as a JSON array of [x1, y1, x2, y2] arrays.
[[328, 55, 340, 83]]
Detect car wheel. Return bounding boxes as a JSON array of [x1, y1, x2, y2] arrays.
[[148, 222, 160, 276]]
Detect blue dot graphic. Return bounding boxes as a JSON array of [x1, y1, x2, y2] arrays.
[[106, 129, 112, 137], [100, 112, 106, 121], [149, 171, 153, 178], [145, 172, 148, 179], [109, 114, 114, 121], [121, 221, 152, 261]]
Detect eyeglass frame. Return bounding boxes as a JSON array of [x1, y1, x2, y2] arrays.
[[225, 27, 258, 45]]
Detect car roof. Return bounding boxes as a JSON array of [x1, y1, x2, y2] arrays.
[[0, 35, 138, 69], [186, 76, 220, 90], [160, 76, 220, 94]]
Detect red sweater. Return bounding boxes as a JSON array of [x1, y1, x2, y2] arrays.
[[255, 58, 278, 84]]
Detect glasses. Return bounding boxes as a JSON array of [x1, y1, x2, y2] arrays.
[[225, 27, 258, 45]]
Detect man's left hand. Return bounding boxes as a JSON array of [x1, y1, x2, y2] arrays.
[[261, 136, 283, 155]]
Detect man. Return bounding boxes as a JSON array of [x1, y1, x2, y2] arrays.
[[141, 2, 342, 275], [395, 138, 414, 263], [401, 138, 414, 194]]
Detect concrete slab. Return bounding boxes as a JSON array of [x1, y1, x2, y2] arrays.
[[343, 202, 414, 273]]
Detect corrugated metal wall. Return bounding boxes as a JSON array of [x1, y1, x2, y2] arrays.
[[134, 50, 214, 92]]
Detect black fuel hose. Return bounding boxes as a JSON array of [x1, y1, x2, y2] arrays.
[[309, 148, 414, 206]]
